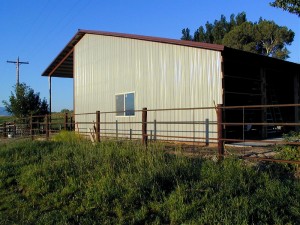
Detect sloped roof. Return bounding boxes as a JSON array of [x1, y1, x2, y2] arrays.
[[42, 29, 299, 78], [42, 29, 225, 78]]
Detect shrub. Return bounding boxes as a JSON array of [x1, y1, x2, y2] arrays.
[[51, 131, 84, 144], [283, 131, 300, 143]]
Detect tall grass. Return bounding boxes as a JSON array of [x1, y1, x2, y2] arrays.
[[1, 136, 300, 224]]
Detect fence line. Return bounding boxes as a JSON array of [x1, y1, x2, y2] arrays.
[[1, 104, 300, 164]]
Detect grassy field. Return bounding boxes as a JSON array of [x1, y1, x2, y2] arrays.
[[1, 134, 300, 224], [0, 116, 13, 124]]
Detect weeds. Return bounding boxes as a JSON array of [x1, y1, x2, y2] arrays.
[[0, 139, 300, 224], [272, 131, 300, 178]]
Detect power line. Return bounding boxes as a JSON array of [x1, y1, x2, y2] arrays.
[[7, 57, 29, 85]]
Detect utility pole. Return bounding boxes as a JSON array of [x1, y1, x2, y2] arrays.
[[7, 57, 29, 85]]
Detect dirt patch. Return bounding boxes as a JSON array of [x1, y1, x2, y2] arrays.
[[162, 142, 279, 161]]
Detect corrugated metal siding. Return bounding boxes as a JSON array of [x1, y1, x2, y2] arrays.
[[74, 34, 222, 141]]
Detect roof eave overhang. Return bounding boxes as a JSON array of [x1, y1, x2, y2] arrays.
[[41, 31, 86, 78]]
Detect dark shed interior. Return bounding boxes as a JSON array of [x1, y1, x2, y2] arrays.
[[222, 48, 300, 139]]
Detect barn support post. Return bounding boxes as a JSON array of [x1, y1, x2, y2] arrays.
[[142, 107, 148, 146], [64, 113, 68, 130], [205, 118, 209, 146], [217, 104, 224, 160], [260, 68, 267, 138], [96, 111, 100, 142], [45, 114, 49, 140], [48, 75, 52, 119]]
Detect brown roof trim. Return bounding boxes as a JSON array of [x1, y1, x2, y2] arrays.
[[79, 29, 225, 51], [42, 29, 225, 77]]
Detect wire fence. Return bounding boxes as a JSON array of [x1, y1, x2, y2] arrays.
[[1, 104, 300, 164]]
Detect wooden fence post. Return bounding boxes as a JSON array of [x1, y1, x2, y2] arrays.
[[3, 122, 7, 138], [70, 115, 73, 131], [96, 111, 100, 142], [142, 107, 148, 145], [45, 114, 49, 140], [13, 120, 16, 137], [217, 104, 224, 160], [64, 113, 68, 130]]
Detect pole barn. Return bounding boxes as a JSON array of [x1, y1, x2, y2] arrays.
[[42, 30, 300, 141]]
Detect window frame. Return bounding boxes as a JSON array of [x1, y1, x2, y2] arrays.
[[115, 91, 135, 117]]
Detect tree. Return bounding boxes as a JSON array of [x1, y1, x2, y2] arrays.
[[181, 12, 295, 59], [181, 28, 192, 40], [255, 19, 294, 59], [2, 83, 49, 118], [270, 0, 300, 16], [223, 19, 294, 59], [222, 22, 257, 53], [192, 12, 247, 43], [60, 109, 73, 114]]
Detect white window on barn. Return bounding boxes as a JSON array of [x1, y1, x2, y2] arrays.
[[116, 92, 135, 116]]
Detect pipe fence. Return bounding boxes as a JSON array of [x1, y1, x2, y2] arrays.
[[1, 104, 300, 164]]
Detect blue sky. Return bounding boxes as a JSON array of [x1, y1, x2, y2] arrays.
[[0, 0, 299, 112]]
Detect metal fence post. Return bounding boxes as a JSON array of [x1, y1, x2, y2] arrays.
[[154, 119, 157, 141], [142, 107, 148, 145], [193, 110, 195, 147], [96, 111, 100, 142], [130, 129, 132, 140], [64, 112, 68, 130], [116, 120, 118, 140], [217, 104, 224, 160], [30, 115, 34, 140], [45, 114, 49, 140], [205, 118, 209, 146]]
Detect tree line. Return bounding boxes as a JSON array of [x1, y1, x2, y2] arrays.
[[181, 0, 299, 60]]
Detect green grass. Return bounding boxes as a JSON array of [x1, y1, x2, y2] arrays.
[[0, 116, 13, 124], [0, 136, 300, 224]]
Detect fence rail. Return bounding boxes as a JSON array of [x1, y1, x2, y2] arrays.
[[1, 104, 300, 164]]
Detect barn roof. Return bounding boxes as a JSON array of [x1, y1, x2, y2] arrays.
[[42, 29, 226, 78], [42, 29, 299, 78]]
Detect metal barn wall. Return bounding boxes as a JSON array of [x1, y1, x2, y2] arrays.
[[74, 34, 222, 141]]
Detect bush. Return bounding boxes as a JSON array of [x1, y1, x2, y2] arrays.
[[51, 131, 85, 143], [283, 131, 300, 143]]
